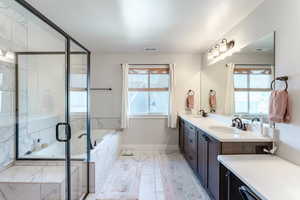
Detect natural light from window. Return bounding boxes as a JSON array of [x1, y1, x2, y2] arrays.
[[234, 66, 273, 115], [128, 65, 169, 116], [70, 73, 87, 113]]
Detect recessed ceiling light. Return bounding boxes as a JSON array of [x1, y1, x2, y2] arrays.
[[144, 48, 159, 52]]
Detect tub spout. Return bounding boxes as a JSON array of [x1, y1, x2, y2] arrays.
[[78, 133, 87, 139], [78, 133, 93, 150]]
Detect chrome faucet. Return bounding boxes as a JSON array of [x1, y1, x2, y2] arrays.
[[251, 117, 260, 123], [198, 109, 208, 117], [232, 117, 247, 131]]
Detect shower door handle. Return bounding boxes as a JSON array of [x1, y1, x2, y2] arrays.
[[56, 122, 71, 142]]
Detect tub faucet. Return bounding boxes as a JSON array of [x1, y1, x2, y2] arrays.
[[78, 133, 94, 150], [78, 133, 87, 139]]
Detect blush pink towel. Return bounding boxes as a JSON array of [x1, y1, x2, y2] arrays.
[[269, 90, 291, 123], [209, 94, 216, 112], [209, 95, 216, 108], [186, 95, 194, 109]]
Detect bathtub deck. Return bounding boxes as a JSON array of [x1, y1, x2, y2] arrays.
[[88, 151, 210, 200]]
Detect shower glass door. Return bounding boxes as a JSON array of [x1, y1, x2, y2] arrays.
[[68, 40, 90, 199], [11, 0, 91, 199]]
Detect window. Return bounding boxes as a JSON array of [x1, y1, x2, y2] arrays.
[[128, 65, 170, 116], [70, 73, 87, 113], [233, 66, 273, 115]]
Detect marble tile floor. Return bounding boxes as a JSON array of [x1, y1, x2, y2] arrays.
[[86, 151, 210, 200]]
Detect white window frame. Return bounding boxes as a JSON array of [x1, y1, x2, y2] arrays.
[[69, 71, 87, 115], [234, 64, 273, 116], [128, 65, 170, 117]]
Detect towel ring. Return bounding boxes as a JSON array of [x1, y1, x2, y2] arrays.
[[209, 89, 216, 96], [271, 76, 288, 91], [187, 89, 195, 96]]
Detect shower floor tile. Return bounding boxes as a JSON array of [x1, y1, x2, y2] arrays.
[[88, 151, 210, 200]]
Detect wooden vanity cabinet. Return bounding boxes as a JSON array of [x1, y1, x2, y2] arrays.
[[220, 165, 262, 200], [178, 117, 272, 200], [197, 129, 209, 188], [207, 136, 221, 200], [183, 121, 198, 172], [178, 119, 185, 153]]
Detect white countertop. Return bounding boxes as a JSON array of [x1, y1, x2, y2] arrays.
[[218, 155, 300, 200], [179, 114, 272, 142]]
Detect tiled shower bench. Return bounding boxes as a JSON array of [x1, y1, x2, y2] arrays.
[[0, 165, 80, 200]]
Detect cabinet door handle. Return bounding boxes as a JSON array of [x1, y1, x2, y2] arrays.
[[225, 171, 231, 200], [202, 134, 209, 142], [189, 139, 193, 143]]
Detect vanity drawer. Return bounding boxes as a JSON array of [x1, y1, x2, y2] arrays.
[[185, 122, 196, 133], [183, 123, 197, 153]]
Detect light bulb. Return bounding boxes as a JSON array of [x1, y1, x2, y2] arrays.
[[212, 45, 220, 57], [207, 50, 213, 60], [6, 51, 14, 60], [219, 39, 228, 52]]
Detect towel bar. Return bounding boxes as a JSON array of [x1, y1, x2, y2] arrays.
[[90, 88, 112, 91]]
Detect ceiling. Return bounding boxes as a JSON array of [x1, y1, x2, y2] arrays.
[[26, 0, 265, 53], [240, 33, 274, 54]]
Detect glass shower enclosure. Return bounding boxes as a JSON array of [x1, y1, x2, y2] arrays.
[[0, 0, 92, 199]]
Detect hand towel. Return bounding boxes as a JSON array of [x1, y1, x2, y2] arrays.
[[269, 90, 291, 123], [209, 94, 216, 112], [186, 95, 194, 109]]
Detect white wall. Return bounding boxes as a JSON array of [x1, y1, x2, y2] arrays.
[[201, 52, 274, 114], [206, 0, 300, 165], [91, 53, 202, 148]]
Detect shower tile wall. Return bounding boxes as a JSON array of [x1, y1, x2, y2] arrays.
[[91, 117, 121, 129], [17, 56, 65, 157], [0, 0, 28, 169], [0, 61, 15, 170]]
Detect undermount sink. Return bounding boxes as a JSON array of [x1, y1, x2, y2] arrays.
[[191, 115, 203, 118], [208, 125, 240, 134]]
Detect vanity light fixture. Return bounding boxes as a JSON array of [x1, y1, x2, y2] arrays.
[[219, 39, 228, 52], [207, 49, 214, 60], [0, 49, 14, 63], [207, 39, 235, 61], [212, 45, 220, 57], [0, 49, 6, 57]]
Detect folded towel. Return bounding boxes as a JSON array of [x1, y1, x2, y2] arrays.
[[209, 94, 216, 112], [269, 90, 291, 123], [186, 95, 194, 109]]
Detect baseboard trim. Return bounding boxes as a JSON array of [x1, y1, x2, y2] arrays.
[[121, 144, 179, 152]]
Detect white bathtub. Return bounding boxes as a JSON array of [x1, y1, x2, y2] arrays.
[[24, 129, 116, 159]]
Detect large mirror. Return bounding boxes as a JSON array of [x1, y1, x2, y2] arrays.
[[201, 32, 275, 119]]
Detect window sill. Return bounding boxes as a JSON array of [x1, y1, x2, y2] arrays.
[[129, 115, 168, 119]]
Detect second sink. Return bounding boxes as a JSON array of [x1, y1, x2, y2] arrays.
[[208, 125, 241, 134]]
